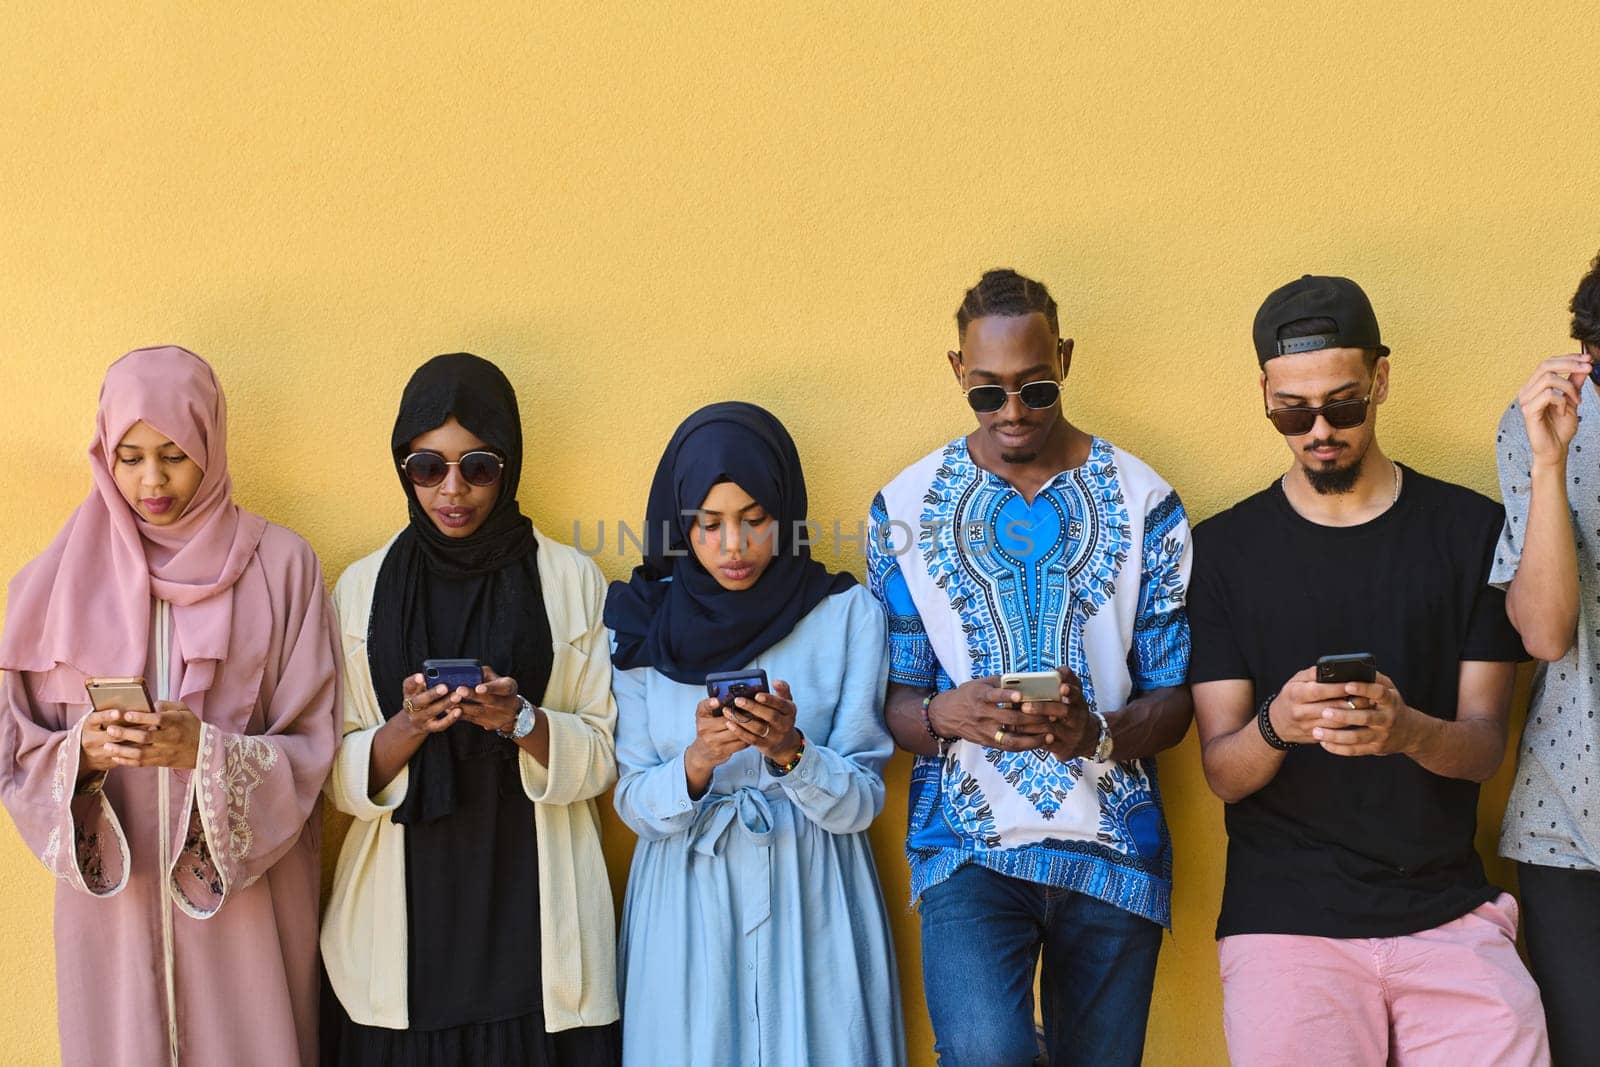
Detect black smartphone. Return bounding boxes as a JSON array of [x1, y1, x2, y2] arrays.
[[705, 668, 769, 717], [423, 658, 484, 695], [1316, 653, 1377, 685]]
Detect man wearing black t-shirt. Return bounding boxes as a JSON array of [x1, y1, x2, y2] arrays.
[[1188, 274, 1550, 1065]]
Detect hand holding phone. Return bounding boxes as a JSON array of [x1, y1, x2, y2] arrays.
[[999, 670, 1062, 704], [719, 678, 802, 765], [685, 690, 756, 798], [1312, 664, 1415, 759], [423, 659, 484, 703], [705, 669, 770, 718], [1268, 656, 1381, 748], [84, 676, 153, 714], [1315, 653, 1377, 685], [83, 678, 201, 770], [396, 673, 462, 736], [453, 665, 523, 735], [999, 667, 1095, 759], [80, 676, 151, 773]]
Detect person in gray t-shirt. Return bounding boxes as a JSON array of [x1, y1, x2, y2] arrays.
[[1492, 251, 1600, 1065]]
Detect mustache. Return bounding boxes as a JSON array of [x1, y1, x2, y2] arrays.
[[1302, 438, 1346, 452]]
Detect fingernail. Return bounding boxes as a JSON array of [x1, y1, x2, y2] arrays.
[[1313, 729, 1324, 740]]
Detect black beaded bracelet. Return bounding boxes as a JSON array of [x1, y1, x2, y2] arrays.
[[1257, 692, 1295, 751], [765, 729, 806, 776]]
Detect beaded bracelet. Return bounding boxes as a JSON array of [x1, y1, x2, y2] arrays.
[[767, 729, 807, 776], [922, 691, 956, 747], [1257, 692, 1295, 751]]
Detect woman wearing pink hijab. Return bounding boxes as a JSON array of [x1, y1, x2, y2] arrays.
[[0, 346, 342, 1066]]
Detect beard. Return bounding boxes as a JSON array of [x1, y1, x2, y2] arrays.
[[999, 449, 1040, 464], [1302, 438, 1366, 494]]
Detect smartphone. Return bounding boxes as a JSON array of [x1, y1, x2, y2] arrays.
[[705, 669, 769, 717], [84, 676, 153, 713], [422, 658, 484, 695], [1000, 670, 1062, 703], [1315, 653, 1377, 685]]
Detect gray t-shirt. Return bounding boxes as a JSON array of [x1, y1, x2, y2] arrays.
[[1492, 386, 1600, 871]]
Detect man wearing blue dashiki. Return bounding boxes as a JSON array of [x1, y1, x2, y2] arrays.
[[867, 269, 1193, 1067]]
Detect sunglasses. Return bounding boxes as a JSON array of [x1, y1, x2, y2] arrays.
[[963, 379, 1062, 414], [1264, 395, 1371, 436], [401, 450, 505, 488]]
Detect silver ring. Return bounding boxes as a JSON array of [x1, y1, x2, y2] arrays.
[[995, 701, 1011, 710], [760, 725, 771, 738], [1346, 698, 1357, 711]]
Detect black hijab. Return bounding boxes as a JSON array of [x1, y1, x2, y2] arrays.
[[604, 401, 855, 685], [368, 353, 554, 825]]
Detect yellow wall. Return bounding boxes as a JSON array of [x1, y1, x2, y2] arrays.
[[0, 4, 1592, 1062]]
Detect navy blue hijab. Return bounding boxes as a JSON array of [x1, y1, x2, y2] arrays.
[[604, 402, 855, 685]]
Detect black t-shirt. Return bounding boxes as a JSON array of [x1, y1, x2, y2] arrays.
[[1188, 466, 1525, 939]]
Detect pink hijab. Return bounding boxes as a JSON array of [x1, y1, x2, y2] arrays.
[[0, 346, 268, 701]]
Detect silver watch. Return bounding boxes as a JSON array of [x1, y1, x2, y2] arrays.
[[500, 696, 538, 741], [1090, 709, 1114, 762]]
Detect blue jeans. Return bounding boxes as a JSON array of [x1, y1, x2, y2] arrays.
[[919, 863, 1162, 1067]]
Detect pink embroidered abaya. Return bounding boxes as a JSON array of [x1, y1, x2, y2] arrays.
[[0, 346, 341, 1066]]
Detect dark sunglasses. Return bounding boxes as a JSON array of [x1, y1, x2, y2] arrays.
[[1264, 395, 1371, 436], [963, 379, 1062, 414], [401, 449, 505, 488]]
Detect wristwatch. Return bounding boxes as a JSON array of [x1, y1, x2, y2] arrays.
[[1090, 710, 1114, 762], [498, 696, 538, 741]]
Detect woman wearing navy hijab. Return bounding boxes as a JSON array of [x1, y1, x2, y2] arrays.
[[605, 402, 906, 1066]]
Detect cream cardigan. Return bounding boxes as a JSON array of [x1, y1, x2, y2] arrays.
[[320, 528, 620, 1032]]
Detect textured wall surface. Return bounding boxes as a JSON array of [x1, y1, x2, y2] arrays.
[[1, 4, 1594, 1062]]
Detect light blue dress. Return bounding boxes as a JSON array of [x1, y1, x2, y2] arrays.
[[612, 584, 906, 1067]]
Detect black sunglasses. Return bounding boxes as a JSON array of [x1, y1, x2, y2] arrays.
[[401, 449, 505, 488], [963, 379, 1062, 414], [1264, 395, 1371, 436]]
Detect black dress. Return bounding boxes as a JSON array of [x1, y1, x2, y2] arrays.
[[331, 742, 620, 1064], [330, 586, 620, 1067]]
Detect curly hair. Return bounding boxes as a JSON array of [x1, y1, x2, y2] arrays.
[[1570, 250, 1600, 346]]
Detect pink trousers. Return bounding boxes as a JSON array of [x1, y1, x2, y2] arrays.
[[1218, 893, 1550, 1066]]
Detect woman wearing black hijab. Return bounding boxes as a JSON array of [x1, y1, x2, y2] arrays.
[[323, 354, 621, 1066], [606, 402, 906, 1066]]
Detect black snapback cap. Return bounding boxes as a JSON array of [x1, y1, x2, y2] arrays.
[[1252, 274, 1390, 365]]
